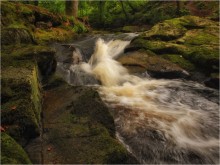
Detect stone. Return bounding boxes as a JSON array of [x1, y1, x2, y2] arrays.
[[118, 51, 189, 79]]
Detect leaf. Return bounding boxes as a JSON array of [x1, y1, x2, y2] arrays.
[[11, 106, 17, 110], [0, 126, 5, 132], [47, 147, 52, 151]]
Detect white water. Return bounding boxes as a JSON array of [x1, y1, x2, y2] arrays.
[[59, 37, 219, 164]]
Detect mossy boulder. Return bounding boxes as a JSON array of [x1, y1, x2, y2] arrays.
[[1, 27, 35, 45], [1, 44, 58, 145], [143, 15, 218, 41], [128, 16, 219, 79], [1, 66, 42, 145], [161, 54, 196, 71], [1, 133, 32, 164], [118, 50, 189, 79], [2, 44, 57, 80], [127, 38, 186, 55]]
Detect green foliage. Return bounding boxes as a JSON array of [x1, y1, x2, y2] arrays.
[[39, 0, 65, 14], [73, 21, 88, 33]]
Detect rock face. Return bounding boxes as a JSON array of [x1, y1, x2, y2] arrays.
[[126, 16, 219, 87]]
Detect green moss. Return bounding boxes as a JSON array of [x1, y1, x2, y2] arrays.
[[177, 29, 219, 45], [72, 88, 115, 136], [34, 27, 75, 44], [1, 66, 41, 144], [73, 21, 88, 34], [144, 21, 186, 40], [183, 46, 219, 70], [161, 54, 196, 71], [1, 133, 32, 164], [30, 66, 42, 123], [132, 38, 186, 55], [166, 15, 216, 29]]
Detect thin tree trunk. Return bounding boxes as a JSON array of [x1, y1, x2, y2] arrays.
[[65, 1, 73, 16], [73, 0, 78, 18]]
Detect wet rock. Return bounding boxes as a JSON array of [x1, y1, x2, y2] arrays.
[[1, 133, 32, 164], [118, 51, 189, 79], [204, 73, 219, 89]]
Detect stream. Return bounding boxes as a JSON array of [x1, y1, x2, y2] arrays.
[[54, 33, 219, 164]]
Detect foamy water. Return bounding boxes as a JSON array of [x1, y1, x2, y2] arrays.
[[57, 36, 219, 164]]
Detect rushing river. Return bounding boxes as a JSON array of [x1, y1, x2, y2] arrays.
[[54, 33, 219, 164]]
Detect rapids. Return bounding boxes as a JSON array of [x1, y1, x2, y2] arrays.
[[55, 34, 219, 164]]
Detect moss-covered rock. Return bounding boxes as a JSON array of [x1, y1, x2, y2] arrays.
[[1, 2, 87, 45], [1, 27, 35, 45], [127, 38, 186, 55], [161, 54, 196, 71], [1, 65, 42, 145], [118, 51, 189, 78], [143, 21, 186, 41], [1, 133, 32, 164], [143, 15, 218, 41], [128, 16, 219, 78]]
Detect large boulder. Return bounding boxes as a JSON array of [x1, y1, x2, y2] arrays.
[[127, 16, 219, 84]]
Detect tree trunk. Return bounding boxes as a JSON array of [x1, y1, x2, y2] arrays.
[[65, 0, 78, 18], [65, 1, 73, 16], [73, 0, 78, 18]]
